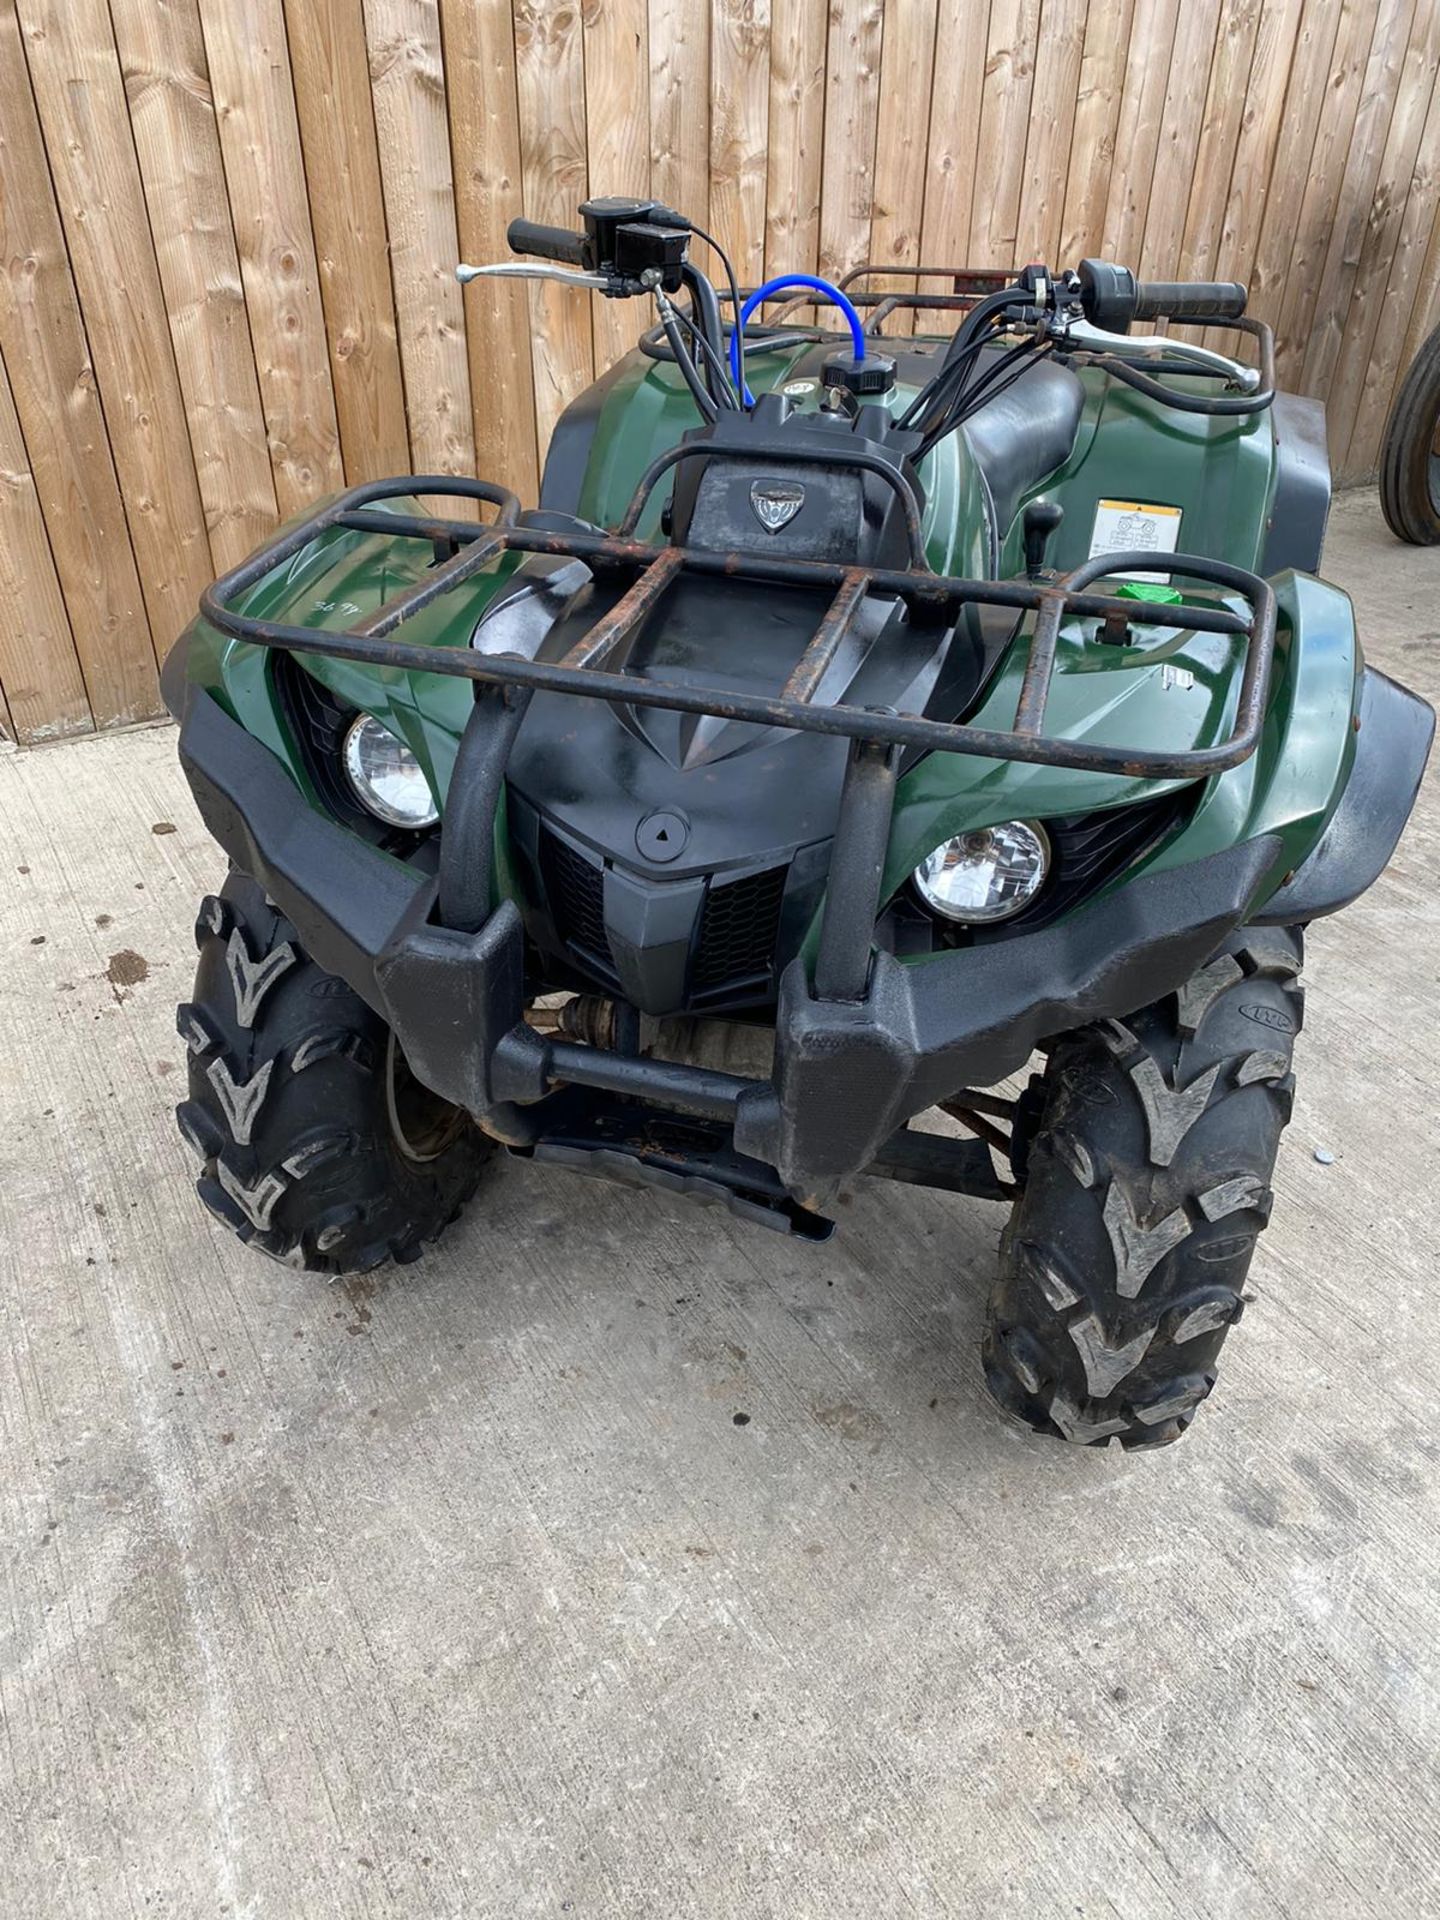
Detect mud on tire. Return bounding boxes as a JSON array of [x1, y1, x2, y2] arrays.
[[176, 872, 493, 1273], [983, 927, 1303, 1449]]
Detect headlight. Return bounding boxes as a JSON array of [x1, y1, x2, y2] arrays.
[[913, 820, 1050, 923], [341, 715, 439, 829]]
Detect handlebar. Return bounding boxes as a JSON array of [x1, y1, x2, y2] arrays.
[[506, 217, 588, 267], [1133, 278, 1247, 322], [1077, 259, 1247, 328], [484, 201, 1275, 428]]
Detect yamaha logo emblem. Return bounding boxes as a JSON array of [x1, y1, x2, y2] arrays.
[[749, 479, 805, 533]]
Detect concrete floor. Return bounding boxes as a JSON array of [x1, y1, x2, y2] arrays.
[[1, 490, 1437, 1918]]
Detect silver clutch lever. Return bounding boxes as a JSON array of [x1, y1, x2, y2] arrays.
[[1062, 316, 1260, 393], [456, 261, 610, 290]]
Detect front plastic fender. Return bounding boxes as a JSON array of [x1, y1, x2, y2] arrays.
[[1251, 665, 1433, 923]]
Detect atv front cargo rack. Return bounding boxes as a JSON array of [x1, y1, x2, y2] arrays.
[[200, 471, 1277, 784]]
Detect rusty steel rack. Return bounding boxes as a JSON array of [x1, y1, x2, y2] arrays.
[[199, 469, 1277, 787], [761, 262, 1019, 333]]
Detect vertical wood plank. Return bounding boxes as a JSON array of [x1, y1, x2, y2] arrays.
[[1212, 0, 1305, 289], [1100, 0, 1181, 265], [766, 0, 827, 294], [918, 1, 993, 269], [868, 0, 938, 336], [0, 346, 93, 742], [818, 0, 886, 285], [1344, 66, 1440, 476], [1333, 16, 1440, 475], [109, 0, 279, 570], [513, 1, 593, 453], [1246, 0, 1345, 331], [440, 0, 539, 505], [14, 0, 212, 656], [1058, 0, 1138, 261], [1014, 0, 1088, 265], [284, 0, 411, 481], [1272, 0, 1401, 387], [0, 0, 156, 729], [650, 0, 710, 228], [365, 0, 479, 483], [1137, 0, 1223, 280], [1393, 185, 1440, 393], [969, 0, 1042, 268], [196, 0, 345, 516], [1176, 0, 1265, 281], [711, 0, 772, 286], [1300, 0, 1417, 399], [583, 0, 651, 371]]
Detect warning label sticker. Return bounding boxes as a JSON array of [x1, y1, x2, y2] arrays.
[[1087, 499, 1183, 581]]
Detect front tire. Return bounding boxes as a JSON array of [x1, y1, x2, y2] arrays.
[[983, 927, 1303, 1449], [176, 872, 494, 1273]]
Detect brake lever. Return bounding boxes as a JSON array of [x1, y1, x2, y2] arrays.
[[457, 261, 611, 290], [1057, 316, 1260, 393]]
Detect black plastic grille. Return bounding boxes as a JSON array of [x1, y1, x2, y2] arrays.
[[541, 832, 614, 972], [541, 833, 789, 1006], [693, 865, 788, 994], [272, 653, 418, 847], [1013, 792, 1190, 932], [274, 653, 353, 806]]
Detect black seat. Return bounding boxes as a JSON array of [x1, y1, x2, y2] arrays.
[[958, 351, 1085, 562]]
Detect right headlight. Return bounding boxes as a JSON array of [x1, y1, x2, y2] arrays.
[[913, 820, 1051, 923]]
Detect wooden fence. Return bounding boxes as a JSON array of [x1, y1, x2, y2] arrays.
[[2, 0, 1439, 743]]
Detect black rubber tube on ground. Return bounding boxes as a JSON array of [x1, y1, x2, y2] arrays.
[[1379, 321, 1440, 546], [983, 926, 1304, 1450]]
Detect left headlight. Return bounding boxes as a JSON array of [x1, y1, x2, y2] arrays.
[[913, 820, 1050, 924], [341, 715, 439, 829]]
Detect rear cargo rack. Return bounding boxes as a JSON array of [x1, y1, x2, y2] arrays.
[[200, 471, 1276, 786]]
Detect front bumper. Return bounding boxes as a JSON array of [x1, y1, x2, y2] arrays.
[[176, 679, 1280, 1208]]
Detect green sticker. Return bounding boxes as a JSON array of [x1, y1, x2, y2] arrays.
[[1113, 580, 1184, 604]]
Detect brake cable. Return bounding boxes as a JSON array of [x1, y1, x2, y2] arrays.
[[685, 220, 749, 417], [653, 289, 719, 422]]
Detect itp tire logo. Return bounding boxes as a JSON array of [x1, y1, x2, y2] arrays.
[[1238, 1003, 1296, 1033]]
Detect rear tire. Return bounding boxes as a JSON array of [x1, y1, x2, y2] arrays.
[[1379, 323, 1440, 545], [982, 927, 1303, 1449], [176, 872, 494, 1273]]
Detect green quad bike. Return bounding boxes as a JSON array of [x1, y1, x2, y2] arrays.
[[164, 198, 1433, 1451]]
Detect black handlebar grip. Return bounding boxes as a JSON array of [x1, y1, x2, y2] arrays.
[[1132, 279, 1247, 322], [506, 217, 588, 267]]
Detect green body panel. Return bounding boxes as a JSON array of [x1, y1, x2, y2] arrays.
[[175, 326, 1360, 943], [995, 368, 1283, 578]]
